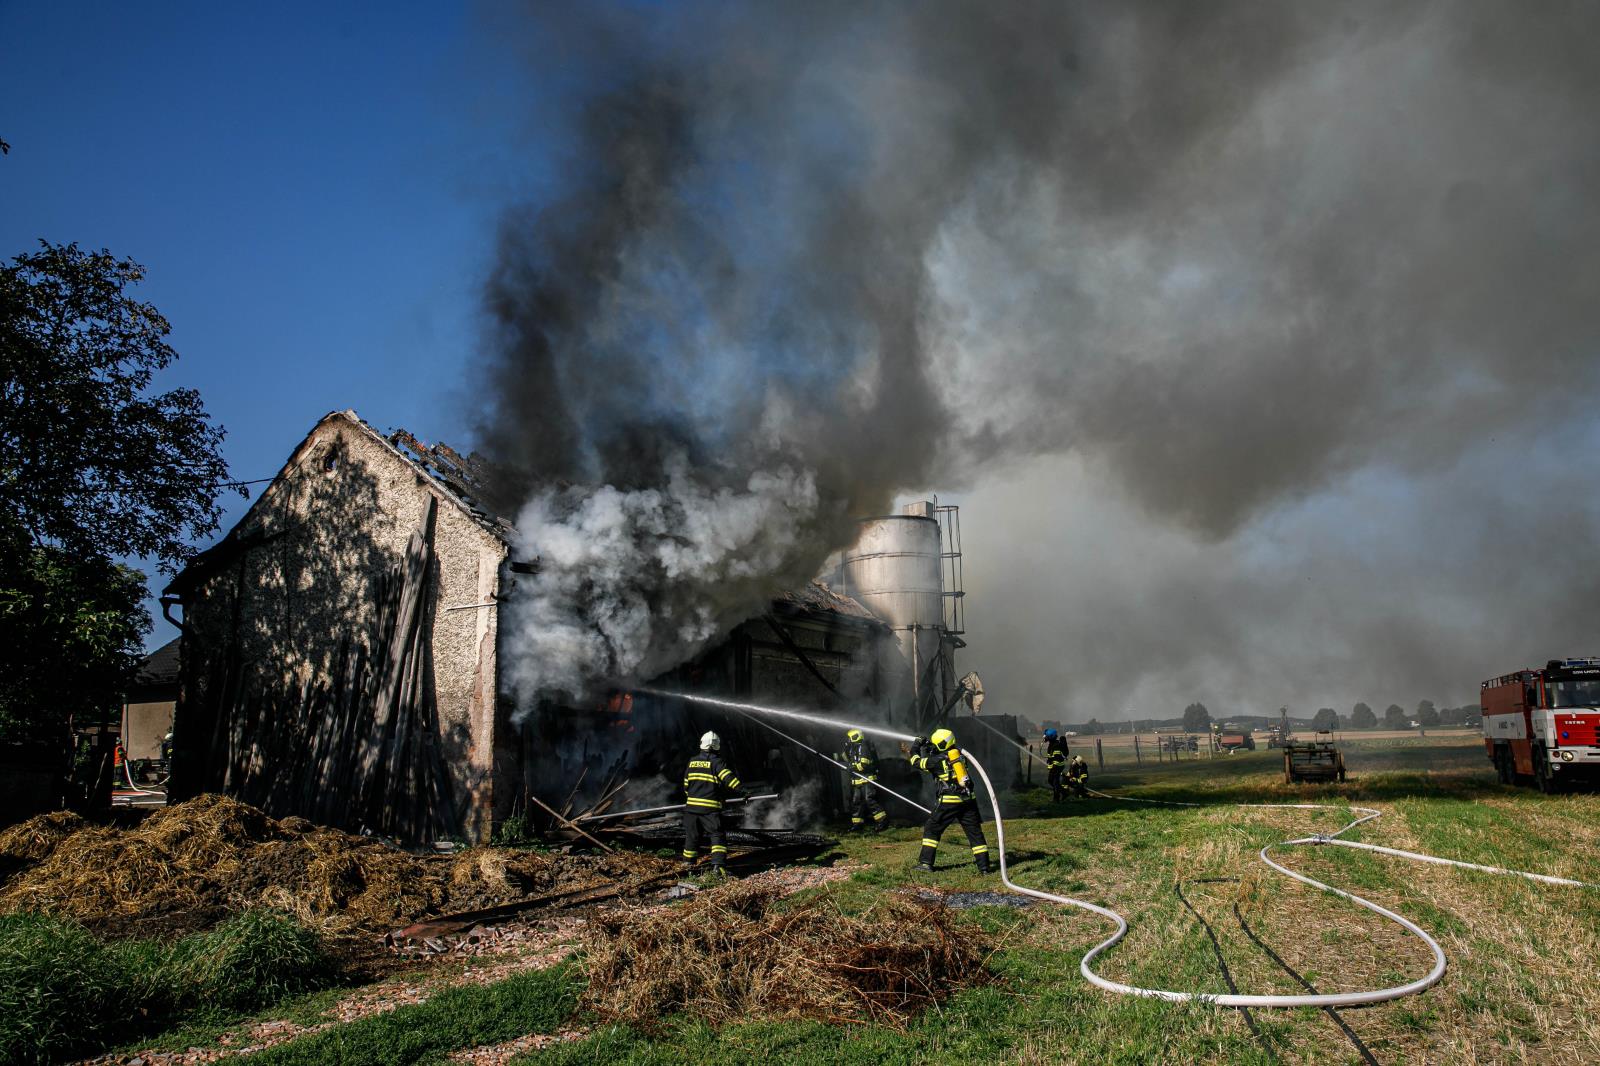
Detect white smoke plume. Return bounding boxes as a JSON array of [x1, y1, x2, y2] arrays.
[[754, 778, 822, 832], [502, 456, 821, 706]]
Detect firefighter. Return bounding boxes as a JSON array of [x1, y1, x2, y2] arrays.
[[841, 728, 888, 832], [1043, 728, 1070, 802], [682, 731, 742, 874], [908, 728, 992, 873], [1066, 753, 1090, 797]]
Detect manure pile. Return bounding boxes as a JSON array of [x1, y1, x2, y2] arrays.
[[0, 795, 675, 940], [583, 880, 993, 1028]]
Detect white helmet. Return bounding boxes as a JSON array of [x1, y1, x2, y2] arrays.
[[699, 731, 721, 752]]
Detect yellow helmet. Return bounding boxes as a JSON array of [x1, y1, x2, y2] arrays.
[[846, 728, 863, 743], [930, 728, 955, 751]]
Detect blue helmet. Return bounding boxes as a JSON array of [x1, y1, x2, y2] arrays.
[[1044, 728, 1057, 739]]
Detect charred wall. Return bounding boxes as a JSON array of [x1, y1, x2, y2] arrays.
[[501, 600, 902, 830]]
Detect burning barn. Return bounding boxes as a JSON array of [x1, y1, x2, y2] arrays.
[[164, 411, 968, 843]]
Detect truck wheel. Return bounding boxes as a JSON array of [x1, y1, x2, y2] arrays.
[[1532, 744, 1559, 794], [1494, 745, 1513, 785]]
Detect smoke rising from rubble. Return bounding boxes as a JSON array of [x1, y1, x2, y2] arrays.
[[475, 1, 1600, 714]]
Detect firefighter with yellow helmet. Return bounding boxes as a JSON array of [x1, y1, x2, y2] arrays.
[[841, 727, 888, 831], [907, 727, 992, 873]]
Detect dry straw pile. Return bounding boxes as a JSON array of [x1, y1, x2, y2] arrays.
[[0, 795, 671, 940], [583, 880, 993, 1029]]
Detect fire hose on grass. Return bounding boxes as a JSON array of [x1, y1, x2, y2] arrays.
[[655, 690, 1597, 1012]]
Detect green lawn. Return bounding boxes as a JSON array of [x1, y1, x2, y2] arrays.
[[517, 733, 1600, 1064], [100, 733, 1600, 1064]]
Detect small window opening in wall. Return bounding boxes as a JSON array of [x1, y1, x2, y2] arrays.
[[322, 447, 340, 476]]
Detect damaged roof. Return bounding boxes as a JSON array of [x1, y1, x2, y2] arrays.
[[381, 420, 517, 541], [776, 581, 882, 624]]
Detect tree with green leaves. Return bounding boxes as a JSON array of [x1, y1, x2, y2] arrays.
[[1416, 700, 1440, 727], [1312, 707, 1340, 731], [1181, 702, 1211, 733], [1383, 703, 1408, 729], [0, 553, 149, 743], [0, 242, 232, 743], [1349, 702, 1377, 729]]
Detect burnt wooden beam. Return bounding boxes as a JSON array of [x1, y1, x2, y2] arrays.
[[761, 613, 843, 704]]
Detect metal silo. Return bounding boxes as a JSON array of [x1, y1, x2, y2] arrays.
[[840, 502, 953, 726]]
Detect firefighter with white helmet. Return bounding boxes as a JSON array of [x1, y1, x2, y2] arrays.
[[682, 730, 743, 874], [907, 727, 992, 873], [1066, 753, 1090, 797]]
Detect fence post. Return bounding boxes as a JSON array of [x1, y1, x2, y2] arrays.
[[1134, 735, 1142, 764], [1096, 737, 1104, 770], [1026, 745, 1033, 785]]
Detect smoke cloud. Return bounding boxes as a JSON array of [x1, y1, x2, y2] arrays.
[[473, 1, 1600, 716]]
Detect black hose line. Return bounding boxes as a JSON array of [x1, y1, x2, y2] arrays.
[[1173, 879, 1274, 1060], [1231, 901, 1382, 1066]]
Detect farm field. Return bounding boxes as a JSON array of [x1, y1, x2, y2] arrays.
[[28, 731, 1600, 1065]]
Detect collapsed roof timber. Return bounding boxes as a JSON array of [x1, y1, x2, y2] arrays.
[[162, 410, 919, 844]]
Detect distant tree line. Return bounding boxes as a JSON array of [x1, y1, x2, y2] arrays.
[[1052, 697, 1479, 735]]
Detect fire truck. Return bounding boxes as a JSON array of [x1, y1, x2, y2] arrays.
[[1482, 657, 1600, 792]]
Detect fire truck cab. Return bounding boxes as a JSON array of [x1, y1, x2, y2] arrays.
[[1482, 657, 1600, 792]]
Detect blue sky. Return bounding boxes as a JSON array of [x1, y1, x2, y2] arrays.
[[2, 4, 539, 648]]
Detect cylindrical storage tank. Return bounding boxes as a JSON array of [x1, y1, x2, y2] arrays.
[[840, 511, 945, 713]]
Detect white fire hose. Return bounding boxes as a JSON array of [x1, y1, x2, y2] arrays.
[[664, 693, 1597, 1010], [971, 748, 1594, 1007]]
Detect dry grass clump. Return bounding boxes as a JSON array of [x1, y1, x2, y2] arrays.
[[0, 795, 669, 940], [0, 811, 87, 882], [583, 880, 993, 1029]]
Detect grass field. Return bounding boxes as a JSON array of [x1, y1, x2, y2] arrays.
[[102, 731, 1600, 1064]]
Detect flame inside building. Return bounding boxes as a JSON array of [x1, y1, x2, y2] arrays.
[[166, 411, 978, 842]]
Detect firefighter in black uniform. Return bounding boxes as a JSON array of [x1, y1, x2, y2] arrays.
[[1066, 753, 1090, 797], [682, 731, 742, 874], [908, 728, 992, 873], [841, 728, 888, 831], [1043, 728, 1070, 802]]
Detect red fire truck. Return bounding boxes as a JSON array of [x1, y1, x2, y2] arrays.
[[1482, 657, 1600, 792]]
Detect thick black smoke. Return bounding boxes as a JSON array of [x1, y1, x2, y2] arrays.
[[474, 1, 1600, 714]]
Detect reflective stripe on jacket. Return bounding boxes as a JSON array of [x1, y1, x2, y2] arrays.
[[844, 738, 879, 785], [684, 751, 742, 810]]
